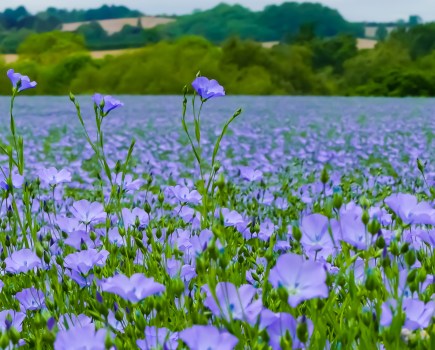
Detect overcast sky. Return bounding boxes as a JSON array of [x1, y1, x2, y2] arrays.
[[0, 0, 431, 22]]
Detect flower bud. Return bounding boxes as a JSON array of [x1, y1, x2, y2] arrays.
[[114, 161, 122, 174], [333, 192, 343, 210], [119, 227, 126, 237], [320, 166, 329, 185], [296, 316, 308, 344], [292, 226, 302, 242], [155, 228, 162, 239], [158, 192, 165, 204], [359, 196, 371, 209], [361, 210, 370, 226], [8, 327, 20, 345], [417, 158, 425, 174], [376, 235, 385, 249], [404, 250, 416, 267], [115, 309, 124, 322], [90, 231, 97, 242], [43, 252, 50, 265], [0, 333, 9, 349], [278, 287, 289, 304], [216, 173, 225, 189], [35, 242, 44, 259], [417, 267, 427, 284], [367, 219, 380, 235], [406, 269, 417, 284], [56, 255, 63, 266], [390, 240, 400, 256], [365, 268, 380, 291], [251, 272, 260, 283], [280, 331, 293, 349], [144, 202, 151, 214], [213, 161, 221, 172]]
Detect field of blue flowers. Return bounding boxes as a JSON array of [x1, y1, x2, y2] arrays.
[[0, 70, 433, 349]]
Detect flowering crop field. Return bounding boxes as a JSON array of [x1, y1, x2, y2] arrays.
[[0, 72, 433, 349]]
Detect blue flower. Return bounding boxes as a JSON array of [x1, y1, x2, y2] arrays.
[[7, 69, 37, 92], [180, 325, 238, 350], [192, 77, 225, 100], [93, 93, 124, 115]]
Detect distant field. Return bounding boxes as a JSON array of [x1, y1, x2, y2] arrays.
[[261, 42, 280, 48], [2, 49, 137, 64], [357, 38, 377, 49], [260, 39, 377, 50], [62, 16, 175, 35]]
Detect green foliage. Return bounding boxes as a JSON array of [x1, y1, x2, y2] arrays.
[[259, 2, 363, 39], [3, 18, 435, 97], [0, 5, 142, 52], [0, 28, 33, 53], [342, 39, 411, 92], [17, 31, 86, 64], [39, 5, 143, 23], [0, 2, 365, 53], [311, 35, 358, 73], [158, 2, 363, 43]]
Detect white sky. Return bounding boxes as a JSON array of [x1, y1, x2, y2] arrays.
[[0, 0, 431, 22]]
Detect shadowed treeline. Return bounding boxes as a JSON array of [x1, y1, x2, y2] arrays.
[[3, 22, 435, 97], [0, 3, 360, 52]]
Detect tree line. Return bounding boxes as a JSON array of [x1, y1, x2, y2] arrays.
[[0, 3, 363, 53], [3, 22, 435, 97]]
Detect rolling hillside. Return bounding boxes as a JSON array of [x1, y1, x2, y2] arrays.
[[62, 16, 175, 35]]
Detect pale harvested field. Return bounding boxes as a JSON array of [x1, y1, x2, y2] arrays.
[[261, 39, 377, 50], [261, 41, 280, 48], [62, 16, 175, 35], [2, 49, 137, 64], [3, 54, 18, 64], [357, 38, 377, 50]]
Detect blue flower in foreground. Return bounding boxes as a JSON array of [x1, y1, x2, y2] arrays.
[[0, 172, 24, 191], [70, 200, 106, 225], [269, 253, 328, 307], [64, 249, 109, 275], [167, 185, 202, 205], [203, 282, 261, 323], [54, 324, 106, 350], [0, 310, 26, 332], [93, 93, 124, 115], [100, 273, 165, 303], [7, 69, 37, 92], [192, 76, 225, 100], [385, 193, 435, 225], [267, 313, 313, 349], [5, 248, 41, 274], [58, 313, 93, 331], [300, 214, 335, 258], [37, 167, 72, 187], [381, 298, 435, 330], [16, 287, 46, 311], [179, 325, 238, 350], [136, 326, 179, 350]]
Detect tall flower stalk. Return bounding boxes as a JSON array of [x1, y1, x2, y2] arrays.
[[182, 75, 242, 229], [0, 69, 37, 248]]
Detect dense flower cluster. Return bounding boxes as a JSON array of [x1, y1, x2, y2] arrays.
[[0, 71, 432, 349]]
